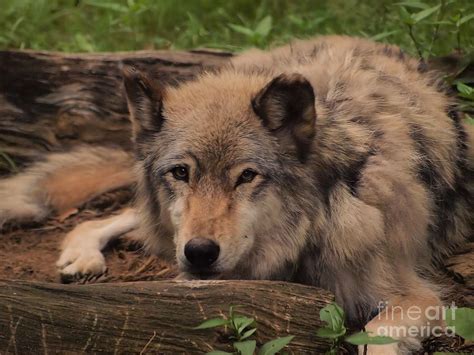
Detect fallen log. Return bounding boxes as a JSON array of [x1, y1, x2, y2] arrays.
[[0, 280, 333, 354], [0, 49, 231, 166]]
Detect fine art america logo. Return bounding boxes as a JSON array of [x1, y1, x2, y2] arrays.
[[372, 301, 459, 338]]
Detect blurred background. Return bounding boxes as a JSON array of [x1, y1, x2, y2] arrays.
[[0, 0, 473, 57]]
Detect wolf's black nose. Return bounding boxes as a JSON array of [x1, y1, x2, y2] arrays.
[[185, 238, 220, 268]]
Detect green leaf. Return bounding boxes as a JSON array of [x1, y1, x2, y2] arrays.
[[370, 30, 399, 41], [457, 82, 473, 95], [465, 114, 474, 126], [428, 20, 453, 26], [398, 6, 415, 25], [255, 15, 273, 37], [288, 14, 304, 26], [411, 4, 441, 24], [229, 305, 243, 320], [445, 307, 474, 341], [9, 16, 24, 34], [457, 13, 474, 26], [0, 151, 18, 172], [319, 303, 346, 334], [234, 340, 256, 355], [240, 328, 257, 340], [229, 305, 237, 318], [394, 1, 430, 10], [74, 34, 94, 52], [206, 351, 233, 355], [83, 0, 128, 12], [232, 316, 255, 334], [457, 82, 474, 99], [258, 336, 294, 355], [316, 327, 346, 339], [194, 317, 228, 330], [228, 24, 255, 37], [345, 332, 398, 345]]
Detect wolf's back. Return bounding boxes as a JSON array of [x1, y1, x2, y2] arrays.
[[233, 36, 474, 257], [0, 146, 134, 227]]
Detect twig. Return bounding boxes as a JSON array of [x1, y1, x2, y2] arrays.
[[140, 331, 156, 354], [428, 0, 446, 57], [407, 24, 424, 59]]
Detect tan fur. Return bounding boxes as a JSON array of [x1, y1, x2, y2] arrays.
[[1, 36, 472, 355], [43, 160, 133, 213], [128, 36, 472, 353], [363, 275, 444, 354], [0, 146, 134, 226]]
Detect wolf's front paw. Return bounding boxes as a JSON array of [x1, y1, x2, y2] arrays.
[[56, 247, 106, 283]]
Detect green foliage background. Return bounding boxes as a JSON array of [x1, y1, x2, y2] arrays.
[[1, 0, 473, 56]]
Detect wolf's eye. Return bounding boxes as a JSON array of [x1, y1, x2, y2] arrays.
[[236, 169, 258, 186], [171, 166, 189, 182]]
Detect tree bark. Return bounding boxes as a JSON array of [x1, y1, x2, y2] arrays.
[[0, 279, 333, 354], [0, 49, 231, 165]]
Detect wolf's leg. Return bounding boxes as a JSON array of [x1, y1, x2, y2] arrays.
[[0, 146, 134, 227], [56, 208, 139, 280], [360, 279, 444, 355], [325, 155, 444, 354]]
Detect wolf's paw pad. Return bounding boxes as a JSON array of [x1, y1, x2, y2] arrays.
[[56, 248, 106, 283]]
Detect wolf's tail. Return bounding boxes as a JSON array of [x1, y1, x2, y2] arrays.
[[0, 146, 134, 227]]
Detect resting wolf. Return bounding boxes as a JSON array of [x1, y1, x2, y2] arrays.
[[1, 36, 473, 354]]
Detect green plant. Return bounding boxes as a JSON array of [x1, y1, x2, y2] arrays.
[[1, 0, 472, 53], [390, 1, 474, 128], [0, 151, 18, 173], [395, 0, 474, 59], [228, 15, 273, 47], [456, 82, 474, 120], [194, 306, 294, 355], [397, 2, 442, 58], [445, 307, 474, 341], [316, 303, 397, 355]]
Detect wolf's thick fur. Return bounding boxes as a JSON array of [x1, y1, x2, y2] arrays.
[[0, 146, 134, 227], [1, 36, 473, 354]]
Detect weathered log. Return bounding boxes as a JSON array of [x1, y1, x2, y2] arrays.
[[0, 49, 231, 165], [0, 280, 333, 354]]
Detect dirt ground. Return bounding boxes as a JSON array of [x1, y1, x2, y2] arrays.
[[1, 188, 473, 353], [0, 188, 177, 284]]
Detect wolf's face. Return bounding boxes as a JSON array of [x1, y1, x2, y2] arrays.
[[123, 68, 318, 279]]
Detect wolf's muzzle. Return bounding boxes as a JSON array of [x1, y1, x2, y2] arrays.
[[184, 237, 220, 269]]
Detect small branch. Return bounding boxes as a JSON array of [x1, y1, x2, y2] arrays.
[[140, 331, 156, 354], [428, 0, 446, 57], [407, 24, 424, 59]]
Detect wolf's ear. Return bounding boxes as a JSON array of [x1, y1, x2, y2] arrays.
[[122, 66, 164, 139], [252, 73, 316, 160]]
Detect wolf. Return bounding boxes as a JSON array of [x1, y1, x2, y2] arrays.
[[1, 36, 473, 354]]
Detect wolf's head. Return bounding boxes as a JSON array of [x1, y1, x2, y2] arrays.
[[123, 67, 320, 280]]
